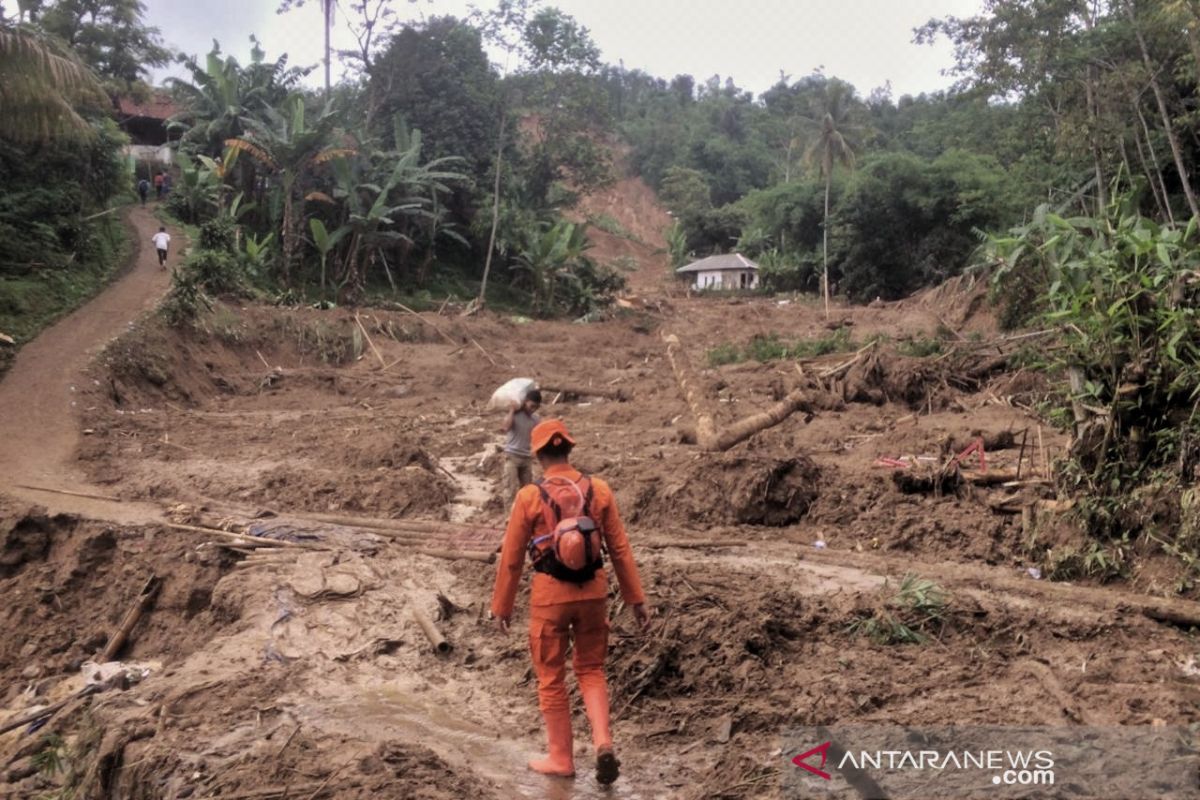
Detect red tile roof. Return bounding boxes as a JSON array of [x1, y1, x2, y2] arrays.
[[116, 94, 180, 120]]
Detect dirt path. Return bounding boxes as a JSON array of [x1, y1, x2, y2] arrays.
[[0, 204, 179, 523]]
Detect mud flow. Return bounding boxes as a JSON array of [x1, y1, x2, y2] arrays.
[[2, 186, 1199, 800]]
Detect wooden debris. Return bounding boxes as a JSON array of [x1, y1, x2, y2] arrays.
[[412, 604, 452, 654], [15, 484, 121, 502], [354, 312, 388, 370], [416, 548, 496, 563], [99, 576, 161, 662], [165, 522, 321, 550]]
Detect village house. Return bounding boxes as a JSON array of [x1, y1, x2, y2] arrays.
[[115, 93, 178, 169], [676, 252, 760, 291]]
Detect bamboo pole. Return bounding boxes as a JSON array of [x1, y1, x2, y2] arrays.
[[412, 605, 452, 654], [165, 523, 321, 550], [99, 576, 162, 662]]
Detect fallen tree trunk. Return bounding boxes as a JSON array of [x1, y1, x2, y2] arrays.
[[710, 388, 814, 452], [661, 332, 718, 447], [663, 332, 815, 452]]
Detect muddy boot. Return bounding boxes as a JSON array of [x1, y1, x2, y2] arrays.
[[528, 709, 575, 777], [596, 746, 620, 785]]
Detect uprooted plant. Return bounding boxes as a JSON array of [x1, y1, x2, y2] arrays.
[[987, 194, 1200, 574], [848, 574, 948, 645]]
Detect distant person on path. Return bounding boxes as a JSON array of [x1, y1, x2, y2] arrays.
[[491, 419, 651, 786], [152, 227, 170, 268], [501, 388, 542, 498], [162, 173, 172, 196], [153, 172, 164, 199], [136, 178, 150, 206]]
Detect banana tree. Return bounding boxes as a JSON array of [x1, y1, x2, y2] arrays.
[[512, 220, 592, 314], [309, 217, 348, 298], [226, 94, 352, 284]]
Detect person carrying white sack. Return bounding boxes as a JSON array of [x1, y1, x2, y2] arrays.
[[500, 386, 542, 498]]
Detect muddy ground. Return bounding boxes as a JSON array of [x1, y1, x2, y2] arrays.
[[2, 179, 1200, 799]]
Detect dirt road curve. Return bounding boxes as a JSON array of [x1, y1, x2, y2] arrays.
[[0, 204, 176, 523]]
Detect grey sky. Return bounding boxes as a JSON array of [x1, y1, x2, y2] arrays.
[[146, 0, 983, 99]]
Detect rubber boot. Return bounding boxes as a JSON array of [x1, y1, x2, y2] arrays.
[[528, 709, 575, 777], [581, 683, 619, 784]]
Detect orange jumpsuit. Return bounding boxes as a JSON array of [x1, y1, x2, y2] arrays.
[[490, 463, 646, 748]]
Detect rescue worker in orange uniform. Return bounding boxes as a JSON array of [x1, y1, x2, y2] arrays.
[[491, 419, 651, 785]]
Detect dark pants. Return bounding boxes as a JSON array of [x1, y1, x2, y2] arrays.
[[157, 248, 167, 266], [138, 191, 147, 206]]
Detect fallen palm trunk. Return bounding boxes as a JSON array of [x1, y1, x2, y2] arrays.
[[540, 383, 631, 402], [662, 332, 718, 448], [98, 576, 161, 663], [710, 388, 815, 452], [412, 605, 452, 654], [664, 332, 815, 452]]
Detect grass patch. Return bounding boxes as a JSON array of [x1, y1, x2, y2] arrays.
[[0, 213, 130, 377], [706, 328, 857, 366], [847, 574, 948, 645]]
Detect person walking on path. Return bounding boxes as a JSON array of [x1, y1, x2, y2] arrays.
[[137, 178, 150, 206], [491, 419, 651, 786], [152, 226, 171, 268], [500, 388, 541, 498], [153, 172, 164, 199]]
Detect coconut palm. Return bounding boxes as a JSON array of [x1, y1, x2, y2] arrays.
[[0, 23, 107, 141], [803, 78, 860, 318]]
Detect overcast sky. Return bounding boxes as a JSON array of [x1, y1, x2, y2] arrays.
[[147, 0, 984, 99]]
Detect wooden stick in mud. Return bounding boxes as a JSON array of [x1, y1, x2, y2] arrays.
[[394, 301, 460, 348], [540, 383, 632, 402], [412, 604, 452, 654], [0, 690, 89, 736], [292, 512, 480, 535], [15, 484, 120, 502], [165, 523, 320, 550], [661, 332, 718, 448], [99, 576, 162, 662], [354, 313, 388, 370], [417, 548, 496, 564]]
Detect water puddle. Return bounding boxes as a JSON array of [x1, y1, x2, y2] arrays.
[[440, 445, 496, 524]]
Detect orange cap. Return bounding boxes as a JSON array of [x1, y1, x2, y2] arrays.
[[531, 419, 575, 453]]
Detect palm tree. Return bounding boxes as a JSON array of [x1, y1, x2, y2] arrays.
[[803, 79, 860, 318], [0, 24, 106, 142]]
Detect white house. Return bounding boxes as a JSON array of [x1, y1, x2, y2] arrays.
[[676, 253, 760, 291]]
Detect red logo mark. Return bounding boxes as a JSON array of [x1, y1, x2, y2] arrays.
[[792, 741, 832, 780]]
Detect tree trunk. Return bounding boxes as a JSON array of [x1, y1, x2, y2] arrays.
[[710, 389, 813, 452], [1134, 96, 1176, 225], [1127, 0, 1200, 221], [281, 189, 295, 285], [1084, 3, 1106, 212], [323, 0, 332, 96], [661, 332, 717, 448], [661, 332, 814, 452], [478, 109, 507, 309], [1129, 112, 1169, 220], [822, 172, 831, 319]]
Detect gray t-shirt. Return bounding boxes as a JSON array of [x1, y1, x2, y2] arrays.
[[504, 410, 540, 457]]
